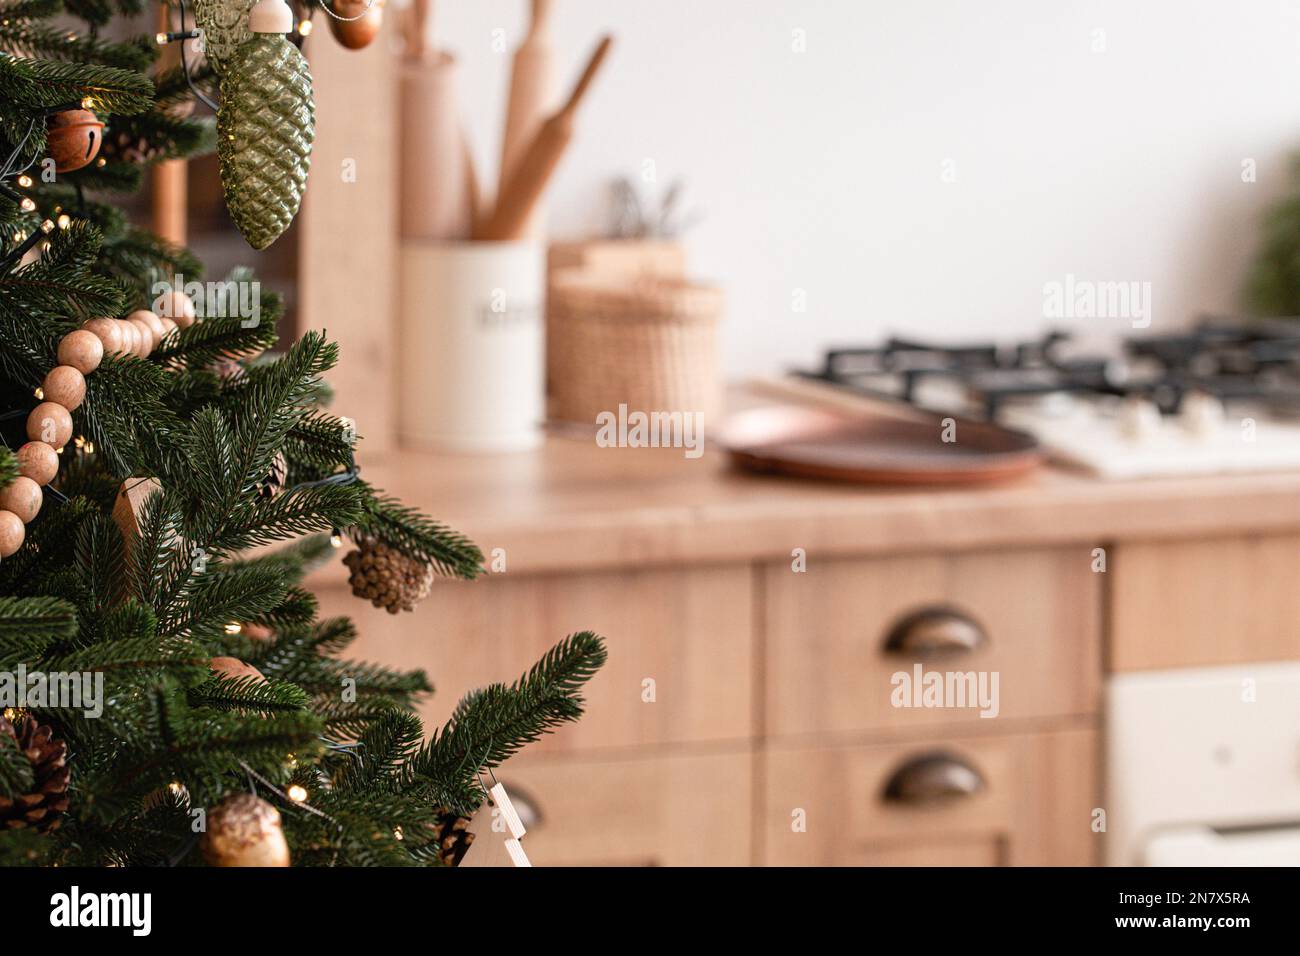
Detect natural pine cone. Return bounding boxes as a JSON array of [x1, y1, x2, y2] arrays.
[[342, 537, 433, 614], [258, 451, 287, 499], [0, 715, 70, 832], [430, 808, 474, 866]]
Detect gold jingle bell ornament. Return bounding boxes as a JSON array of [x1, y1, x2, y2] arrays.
[[328, 0, 383, 50], [200, 793, 291, 867], [47, 109, 106, 173]]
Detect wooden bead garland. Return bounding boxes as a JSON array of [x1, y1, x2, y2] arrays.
[[0, 293, 198, 559]]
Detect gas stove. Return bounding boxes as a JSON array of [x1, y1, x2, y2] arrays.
[[799, 319, 1300, 479]]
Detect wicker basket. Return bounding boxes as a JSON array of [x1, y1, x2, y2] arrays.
[[549, 272, 724, 426]]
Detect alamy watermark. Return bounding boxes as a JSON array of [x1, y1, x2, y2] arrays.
[[890, 664, 1000, 718], [152, 274, 261, 328], [1043, 273, 1151, 329], [1, 666, 104, 718], [595, 403, 704, 459]]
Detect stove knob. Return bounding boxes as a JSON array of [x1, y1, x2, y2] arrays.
[[1180, 390, 1224, 439], [1119, 396, 1162, 441]]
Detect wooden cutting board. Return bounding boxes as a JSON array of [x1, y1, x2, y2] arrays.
[[720, 405, 1043, 485]]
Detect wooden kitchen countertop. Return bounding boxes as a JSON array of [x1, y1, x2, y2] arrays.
[[316, 430, 1300, 579]]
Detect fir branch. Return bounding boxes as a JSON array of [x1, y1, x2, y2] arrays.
[[153, 314, 278, 370], [404, 632, 607, 789], [0, 51, 154, 114], [0, 446, 17, 488], [0, 730, 36, 799], [189, 674, 310, 714], [158, 562, 288, 638], [0, 594, 78, 641], [351, 482, 484, 580]]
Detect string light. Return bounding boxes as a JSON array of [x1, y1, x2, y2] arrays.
[[20, 197, 35, 212], [56, 213, 70, 229], [330, 531, 343, 549], [224, 622, 242, 634], [0, 219, 54, 272], [16, 175, 31, 188], [33, 387, 43, 400], [286, 784, 308, 803]]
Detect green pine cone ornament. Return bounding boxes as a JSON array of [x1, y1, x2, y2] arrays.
[[192, 0, 254, 76], [217, 34, 315, 250]]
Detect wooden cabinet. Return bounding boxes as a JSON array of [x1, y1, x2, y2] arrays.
[[302, 437, 1300, 866], [498, 750, 752, 866], [764, 547, 1102, 736], [1110, 533, 1300, 671], [319, 562, 755, 754], [762, 727, 1099, 866]]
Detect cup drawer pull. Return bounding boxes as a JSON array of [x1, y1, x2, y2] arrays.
[[883, 606, 987, 657], [881, 752, 986, 805]]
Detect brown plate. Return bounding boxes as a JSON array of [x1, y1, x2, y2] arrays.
[[720, 406, 1044, 485]]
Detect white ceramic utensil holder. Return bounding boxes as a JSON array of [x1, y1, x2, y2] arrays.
[[398, 241, 545, 452]]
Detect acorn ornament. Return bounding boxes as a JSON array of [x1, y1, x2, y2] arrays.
[[328, 0, 383, 51], [200, 793, 291, 867], [46, 108, 105, 173]]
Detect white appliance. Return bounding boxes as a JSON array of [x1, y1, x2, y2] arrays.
[[1106, 662, 1300, 866]]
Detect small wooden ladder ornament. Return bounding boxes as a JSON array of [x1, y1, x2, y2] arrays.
[[458, 782, 532, 868]]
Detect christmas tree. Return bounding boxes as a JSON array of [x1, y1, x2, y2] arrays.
[[0, 0, 605, 866]]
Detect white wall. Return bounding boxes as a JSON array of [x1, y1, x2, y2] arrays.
[[432, 0, 1300, 377]]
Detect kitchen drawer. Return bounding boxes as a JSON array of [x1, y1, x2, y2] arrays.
[[762, 728, 1098, 866], [764, 547, 1100, 736], [320, 562, 754, 752], [1111, 533, 1300, 671], [497, 750, 752, 866]]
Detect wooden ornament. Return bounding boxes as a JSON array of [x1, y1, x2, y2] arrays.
[[16, 442, 58, 486], [56, 329, 104, 374], [158, 290, 198, 329], [0, 476, 41, 524], [200, 793, 290, 867], [82, 317, 125, 355], [127, 318, 155, 357], [26, 402, 72, 449], [118, 319, 141, 357], [458, 783, 532, 868], [210, 657, 266, 682], [0, 510, 24, 558], [111, 477, 162, 547], [242, 622, 275, 642], [329, 0, 383, 50], [47, 109, 105, 173], [129, 310, 165, 350], [42, 365, 86, 411]]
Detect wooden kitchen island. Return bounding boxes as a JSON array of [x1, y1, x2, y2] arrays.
[[311, 432, 1300, 866]]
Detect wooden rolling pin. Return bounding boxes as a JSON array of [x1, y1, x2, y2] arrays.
[[498, 0, 557, 238], [400, 51, 475, 240], [476, 34, 613, 241]]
